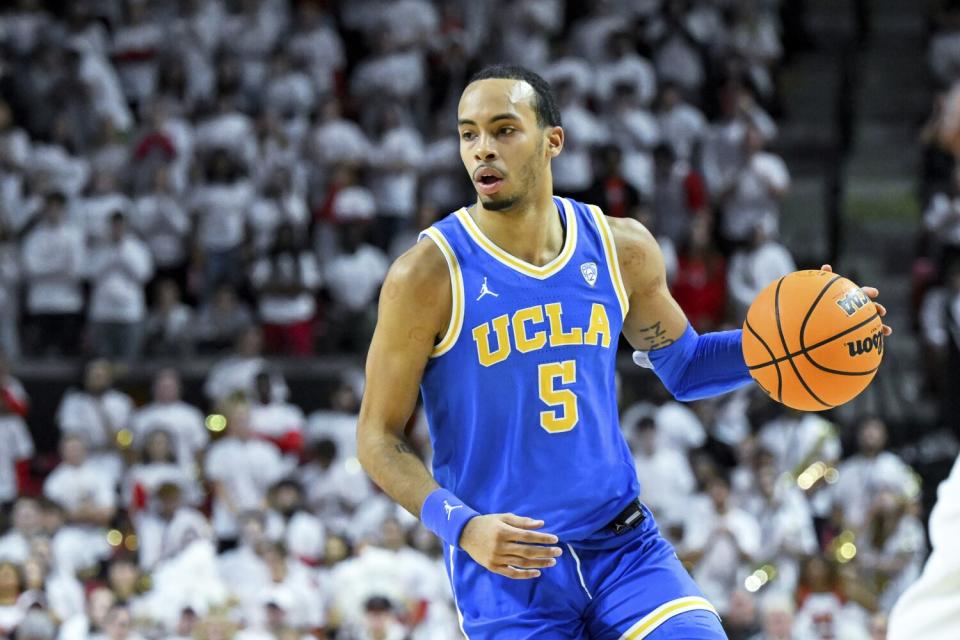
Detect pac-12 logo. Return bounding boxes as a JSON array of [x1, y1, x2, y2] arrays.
[[846, 330, 883, 357], [835, 288, 870, 316]]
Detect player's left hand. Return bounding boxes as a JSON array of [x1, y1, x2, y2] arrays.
[[821, 264, 892, 337]]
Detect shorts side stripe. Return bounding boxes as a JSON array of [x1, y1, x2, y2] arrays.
[[618, 596, 719, 640], [447, 544, 470, 639], [566, 544, 593, 600]]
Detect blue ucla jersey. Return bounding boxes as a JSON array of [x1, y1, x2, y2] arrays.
[[419, 196, 639, 541]]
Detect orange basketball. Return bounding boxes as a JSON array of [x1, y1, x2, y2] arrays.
[[742, 270, 884, 411]]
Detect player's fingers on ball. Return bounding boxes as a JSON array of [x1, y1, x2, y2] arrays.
[[873, 302, 887, 316], [861, 286, 879, 299], [820, 264, 833, 272], [882, 324, 893, 336]]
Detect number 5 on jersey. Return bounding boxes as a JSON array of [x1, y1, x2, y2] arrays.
[[538, 360, 579, 433]]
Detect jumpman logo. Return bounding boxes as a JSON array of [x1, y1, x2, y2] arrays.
[[443, 500, 463, 520], [476, 277, 499, 301]]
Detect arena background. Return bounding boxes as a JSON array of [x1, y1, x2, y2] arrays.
[[0, 1, 955, 639]]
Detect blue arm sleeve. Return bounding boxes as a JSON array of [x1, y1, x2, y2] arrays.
[[634, 324, 753, 401]]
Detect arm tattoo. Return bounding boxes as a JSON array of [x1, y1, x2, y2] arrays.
[[639, 321, 675, 350]]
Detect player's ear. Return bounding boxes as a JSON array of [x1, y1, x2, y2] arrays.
[[545, 126, 563, 158]]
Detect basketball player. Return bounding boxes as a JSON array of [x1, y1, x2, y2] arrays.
[[357, 65, 889, 639], [888, 453, 960, 640]]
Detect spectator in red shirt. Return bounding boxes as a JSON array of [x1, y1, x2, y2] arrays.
[[582, 145, 642, 219], [652, 143, 709, 247], [671, 215, 728, 332]]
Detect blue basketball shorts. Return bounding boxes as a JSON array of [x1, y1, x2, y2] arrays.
[[443, 504, 726, 639]]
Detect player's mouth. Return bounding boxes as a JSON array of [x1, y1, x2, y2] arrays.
[[474, 167, 505, 195]]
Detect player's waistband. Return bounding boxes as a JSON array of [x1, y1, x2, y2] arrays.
[[606, 497, 646, 535]]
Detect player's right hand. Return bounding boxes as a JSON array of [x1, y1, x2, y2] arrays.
[[458, 513, 563, 579]]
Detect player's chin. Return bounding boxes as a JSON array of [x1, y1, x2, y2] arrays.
[[479, 193, 519, 212]]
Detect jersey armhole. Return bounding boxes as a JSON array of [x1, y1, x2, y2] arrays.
[[419, 228, 465, 358], [587, 205, 630, 320]]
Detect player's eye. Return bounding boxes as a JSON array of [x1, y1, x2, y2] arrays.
[[460, 131, 475, 141], [498, 127, 515, 136]]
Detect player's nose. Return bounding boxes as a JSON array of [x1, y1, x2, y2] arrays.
[[473, 136, 498, 162]]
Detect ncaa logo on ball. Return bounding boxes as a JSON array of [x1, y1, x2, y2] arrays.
[[835, 288, 869, 316]]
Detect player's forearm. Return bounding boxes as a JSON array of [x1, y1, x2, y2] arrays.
[[357, 427, 439, 519], [635, 325, 753, 401]]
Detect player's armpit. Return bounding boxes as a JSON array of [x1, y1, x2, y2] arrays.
[[356, 239, 452, 518], [606, 216, 689, 350]]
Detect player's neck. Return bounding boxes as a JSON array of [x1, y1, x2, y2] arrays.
[[471, 190, 564, 268]]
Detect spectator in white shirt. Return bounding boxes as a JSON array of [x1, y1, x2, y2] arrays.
[[702, 82, 778, 200], [857, 488, 926, 613], [42, 434, 116, 572], [130, 368, 207, 474], [718, 125, 790, 247], [130, 166, 190, 290], [741, 463, 819, 596], [299, 438, 373, 539], [203, 327, 288, 405], [56, 359, 134, 488], [193, 284, 254, 354], [246, 168, 309, 258], [250, 372, 305, 459], [204, 403, 288, 541], [310, 100, 372, 170], [133, 481, 212, 572], [144, 280, 194, 357], [655, 82, 707, 162], [679, 472, 761, 616], [323, 218, 388, 353], [758, 410, 840, 518], [0, 358, 31, 506], [73, 170, 132, 245], [264, 480, 325, 569], [628, 416, 696, 529], [0, 498, 42, 565], [727, 219, 797, 322], [367, 107, 424, 248], [748, 593, 796, 640], [189, 150, 254, 301], [87, 211, 154, 361], [287, 2, 345, 99], [124, 429, 199, 514], [651, 142, 710, 246], [0, 222, 21, 361], [250, 224, 320, 357], [832, 417, 916, 533], [21, 190, 85, 357]]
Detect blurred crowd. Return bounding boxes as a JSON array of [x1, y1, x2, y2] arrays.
[[0, 0, 923, 639], [918, 0, 960, 437]]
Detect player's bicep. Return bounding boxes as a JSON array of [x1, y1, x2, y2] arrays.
[[609, 217, 689, 350], [358, 242, 450, 440]]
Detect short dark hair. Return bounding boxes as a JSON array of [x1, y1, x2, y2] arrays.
[[468, 64, 562, 129]]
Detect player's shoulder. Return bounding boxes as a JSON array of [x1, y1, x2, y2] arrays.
[[582, 205, 660, 276], [386, 234, 450, 292], [380, 233, 453, 324]]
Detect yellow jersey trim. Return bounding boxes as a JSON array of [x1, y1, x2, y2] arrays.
[[619, 596, 719, 640], [453, 198, 578, 280], [588, 205, 630, 320], [420, 228, 464, 358]]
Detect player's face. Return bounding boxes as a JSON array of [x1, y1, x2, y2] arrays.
[[457, 79, 552, 212]]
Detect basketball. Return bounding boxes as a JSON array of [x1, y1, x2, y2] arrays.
[[742, 270, 884, 411]]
